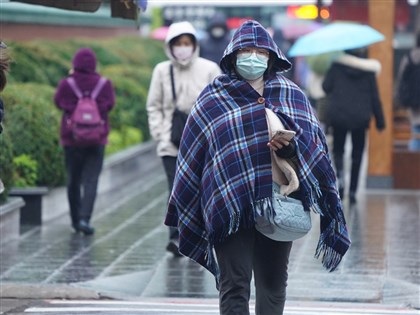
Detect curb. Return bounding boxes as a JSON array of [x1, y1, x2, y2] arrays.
[[0, 283, 102, 300]]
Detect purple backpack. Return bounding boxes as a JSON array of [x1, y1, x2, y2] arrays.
[[66, 77, 107, 146]]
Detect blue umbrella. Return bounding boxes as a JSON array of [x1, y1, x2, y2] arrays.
[[288, 22, 385, 57]]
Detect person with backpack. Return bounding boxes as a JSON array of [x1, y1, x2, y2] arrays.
[[396, 32, 420, 151], [54, 47, 115, 235]]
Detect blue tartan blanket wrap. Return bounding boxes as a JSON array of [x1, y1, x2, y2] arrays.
[[165, 20, 351, 281]]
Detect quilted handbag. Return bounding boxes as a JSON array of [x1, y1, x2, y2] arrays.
[[255, 184, 312, 242]]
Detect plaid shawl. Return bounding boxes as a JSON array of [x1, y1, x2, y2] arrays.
[[165, 20, 351, 280]]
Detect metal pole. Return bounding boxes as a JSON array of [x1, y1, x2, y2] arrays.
[[316, 0, 323, 22]]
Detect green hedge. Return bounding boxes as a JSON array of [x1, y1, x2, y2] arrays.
[[0, 36, 165, 194], [2, 83, 64, 186]]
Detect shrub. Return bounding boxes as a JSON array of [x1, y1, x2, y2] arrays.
[[2, 83, 65, 186], [13, 154, 38, 187], [106, 127, 143, 155], [104, 70, 150, 140], [8, 43, 69, 86]]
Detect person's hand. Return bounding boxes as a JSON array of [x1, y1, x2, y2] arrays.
[[267, 138, 290, 151]]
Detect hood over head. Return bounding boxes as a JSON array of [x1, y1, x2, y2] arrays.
[[220, 20, 291, 75], [207, 12, 228, 38], [207, 12, 228, 31], [72, 48, 97, 73], [165, 21, 199, 66]]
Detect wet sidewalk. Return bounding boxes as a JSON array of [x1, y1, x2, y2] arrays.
[[0, 158, 419, 313]]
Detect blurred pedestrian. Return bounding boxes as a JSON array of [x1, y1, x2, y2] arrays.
[[0, 40, 11, 194], [322, 47, 385, 205], [0, 40, 10, 135], [166, 20, 350, 315], [396, 32, 420, 151], [199, 12, 231, 64], [305, 52, 342, 132], [272, 28, 290, 54], [146, 21, 221, 256], [271, 28, 292, 81], [54, 48, 116, 235]]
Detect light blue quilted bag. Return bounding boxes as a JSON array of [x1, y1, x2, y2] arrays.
[[255, 183, 312, 242]]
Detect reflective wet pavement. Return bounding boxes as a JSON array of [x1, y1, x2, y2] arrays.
[[0, 159, 419, 313]]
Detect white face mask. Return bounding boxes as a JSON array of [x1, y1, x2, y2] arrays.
[[211, 27, 226, 39], [172, 46, 194, 61]]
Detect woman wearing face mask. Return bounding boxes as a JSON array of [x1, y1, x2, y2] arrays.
[[199, 12, 231, 63], [146, 21, 221, 257], [165, 20, 351, 315]]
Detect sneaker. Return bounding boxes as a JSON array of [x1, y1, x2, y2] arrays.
[[72, 224, 80, 233], [349, 191, 357, 205], [338, 187, 344, 199], [78, 220, 95, 235], [166, 240, 183, 257]]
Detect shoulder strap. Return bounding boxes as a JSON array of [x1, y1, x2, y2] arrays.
[[66, 77, 107, 100], [91, 77, 107, 99], [66, 77, 83, 99], [169, 64, 177, 103]]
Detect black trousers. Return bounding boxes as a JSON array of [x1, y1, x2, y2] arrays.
[[64, 145, 105, 226], [332, 126, 366, 195], [215, 228, 293, 315], [162, 156, 178, 240]]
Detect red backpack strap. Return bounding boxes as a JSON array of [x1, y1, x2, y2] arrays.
[[91, 77, 107, 100], [66, 77, 83, 99]]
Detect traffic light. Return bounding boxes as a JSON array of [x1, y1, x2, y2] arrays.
[[287, 5, 330, 20]]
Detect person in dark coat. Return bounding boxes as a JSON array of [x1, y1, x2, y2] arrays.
[[322, 47, 385, 205], [395, 32, 420, 151], [54, 48, 116, 235], [199, 12, 231, 64]]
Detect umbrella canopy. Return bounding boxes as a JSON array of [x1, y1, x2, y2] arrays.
[[288, 22, 385, 57], [281, 20, 323, 40]]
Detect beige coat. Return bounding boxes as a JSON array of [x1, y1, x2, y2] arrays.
[[265, 108, 299, 196], [146, 23, 221, 157]]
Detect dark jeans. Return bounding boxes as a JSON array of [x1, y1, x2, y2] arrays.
[[162, 156, 178, 241], [64, 145, 105, 226], [332, 126, 366, 194], [215, 228, 293, 315]]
